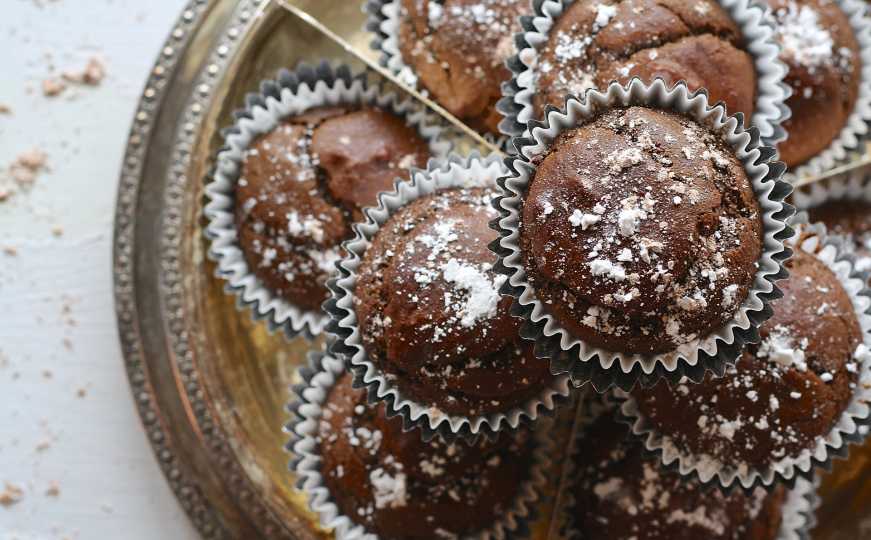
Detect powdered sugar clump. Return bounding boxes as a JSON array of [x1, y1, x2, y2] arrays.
[[442, 258, 507, 327]]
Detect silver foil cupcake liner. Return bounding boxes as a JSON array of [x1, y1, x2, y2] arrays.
[[560, 398, 820, 539], [614, 216, 871, 492], [363, 0, 512, 149], [497, 0, 792, 149], [786, 0, 871, 181], [204, 61, 452, 340], [793, 171, 871, 212], [492, 79, 794, 391], [324, 151, 573, 442], [286, 350, 552, 540]]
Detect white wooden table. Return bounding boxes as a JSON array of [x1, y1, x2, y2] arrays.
[[1, 1, 199, 538]]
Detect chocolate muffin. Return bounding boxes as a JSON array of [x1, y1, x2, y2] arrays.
[[630, 247, 863, 474], [235, 106, 430, 312], [808, 197, 871, 272], [771, 0, 861, 167], [318, 372, 534, 539], [533, 0, 756, 120], [521, 106, 762, 355], [397, 0, 526, 135], [355, 187, 554, 416], [571, 413, 786, 540]]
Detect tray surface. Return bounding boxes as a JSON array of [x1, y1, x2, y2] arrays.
[[112, 0, 871, 538]]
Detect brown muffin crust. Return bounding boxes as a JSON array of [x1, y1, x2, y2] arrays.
[[397, 0, 526, 135], [533, 0, 756, 119], [571, 413, 786, 540], [808, 198, 871, 272], [355, 187, 554, 415], [631, 248, 863, 472], [521, 106, 762, 355], [318, 372, 534, 539], [772, 0, 861, 167], [235, 106, 430, 312]]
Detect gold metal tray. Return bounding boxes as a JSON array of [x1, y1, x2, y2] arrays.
[[112, 0, 871, 538]]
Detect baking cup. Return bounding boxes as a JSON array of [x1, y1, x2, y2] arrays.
[[286, 350, 551, 540], [559, 400, 820, 539], [363, 0, 512, 148], [204, 61, 452, 340], [785, 0, 871, 181], [325, 151, 572, 442], [492, 79, 794, 392], [614, 216, 871, 491], [497, 0, 792, 149]]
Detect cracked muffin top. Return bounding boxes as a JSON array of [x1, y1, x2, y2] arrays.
[[318, 371, 534, 539], [235, 106, 430, 312], [769, 0, 861, 167], [397, 0, 528, 135], [521, 106, 762, 355], [532, 0, 756, 120], [354, 187, 553, 417], [631, 247, 864, 473]]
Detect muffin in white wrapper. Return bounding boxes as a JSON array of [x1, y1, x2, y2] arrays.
[[496, 0, 791, 148], [324, 152, 573, 442], [613, 216, 871, 492], [287, 351, 552, 540], [560, 396, 820, 539], [492, 79, 794, 391], [204, 62, 451, 340]]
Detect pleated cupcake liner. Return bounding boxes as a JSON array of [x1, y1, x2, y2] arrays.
[[496, 0, 792, 149], [363, 0, 512, 149], [286, 350, 552, 540], [203, 61, 452, 340], [491, 79, 794, 392], [324, 151, 573, 443], [793, 170, 871, 212], [786, 0, 871, 182], [614, 216, 871, 492], [559, 395, 820, 539]]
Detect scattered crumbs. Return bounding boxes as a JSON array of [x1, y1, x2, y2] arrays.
[[3, 148, 49, 199], [0, 482, 24, 507], [62, 57, 106, 86], [45, 481, 60, 498], [75, 387, 87, 398], [62, 338, 73, 351], [2, 246, 17, 257], [42, 77, 67, 97], [0, 104, 10, 114], [51, 225, 64, 237]]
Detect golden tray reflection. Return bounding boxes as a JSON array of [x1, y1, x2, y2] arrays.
[[112, 0, 871, 538]]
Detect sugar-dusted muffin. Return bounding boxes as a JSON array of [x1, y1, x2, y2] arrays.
[[630, 248, 863, 473], [570, 413, 786, 540], [533, 0, 756, 119], [397, 0, 527, 134], [235, 106, 430, 312], [355, 187, 553, 416], [770, 0, 862, 167], [521, 106, 762, 354], [318, 372, 534, 539], [808, 198, 871, 271]]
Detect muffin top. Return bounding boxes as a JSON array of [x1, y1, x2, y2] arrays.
[[318, 371, 533, 539], [807, 198, 871, 272], [533, 0, 756, 120], [771, 0, 861, 167], [571, 413, 786, 540], [235, 106, 430, 311], [631, 247, 864, 472], [521, 106, 762, 355], [398, 0, 526, 134]]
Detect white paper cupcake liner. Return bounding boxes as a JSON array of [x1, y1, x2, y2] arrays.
[[614, 216, 871, 491], [559, 399, 820, 539], [492, 79, 794, 392], [324, 151, 573, 442], [496, 0, 792, 149], [203, 62, 452, 340], [286, 350, 552, 540], [363, 0, 512, 149], [785, 0, 871, 182]]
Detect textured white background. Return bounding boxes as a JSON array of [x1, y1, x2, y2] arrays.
[[1, 1, 199, 538]]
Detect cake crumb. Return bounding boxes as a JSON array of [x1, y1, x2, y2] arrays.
[[45, 481, 60, 498], [0, 104, 10, 114], [42, 77, 67, 97], [2, 246, 17, 257], [62, 57, 106, 86], [0, 483, 24, 507], [75, 387, 87, 398], [7, 148, 49, 187], [51, 225, 64, 237]]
